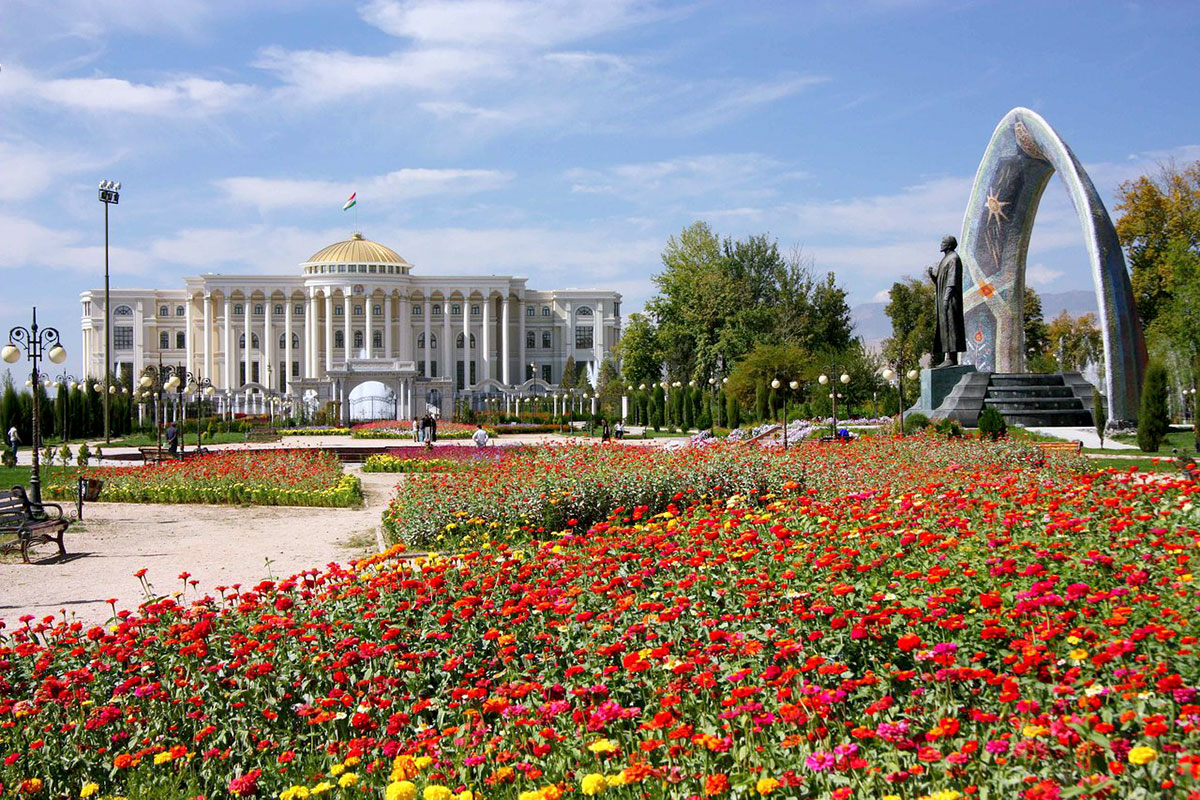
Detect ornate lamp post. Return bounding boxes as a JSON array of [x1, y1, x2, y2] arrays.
[[818, 369, 851, 438], [882, 366, 920, 437], [97, 180, 120, 443], [162, 366, 213, 453], [3, 308, 68, 505]]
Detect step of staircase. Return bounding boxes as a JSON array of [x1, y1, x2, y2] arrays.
[[983, 373, 1093, 428]]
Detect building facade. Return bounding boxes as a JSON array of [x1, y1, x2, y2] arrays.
[[80, 233, 621, 421]]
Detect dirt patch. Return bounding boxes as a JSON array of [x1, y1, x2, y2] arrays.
[[0, 468, 403, 629]]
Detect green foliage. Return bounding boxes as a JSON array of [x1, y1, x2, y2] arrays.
[[883, 277, 935, 371], [76, 442, 91, 467], [1137, 362, 1170, 452], [727, 392, 740, 430], [904, 413, 930, 434], [614, 313, 661, 386], [560, 356, 578, 390], [976, 407, 1008, 440], [1023, 287, 1050, 364], [1094, 390, 1108, 447], [755, 379, 768, 423], [935, 418, 964, 438], [1047, 311, 1102, 372]]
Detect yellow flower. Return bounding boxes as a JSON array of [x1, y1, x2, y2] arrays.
[[80, 783, 100, 799], [338, 773, 358, 789], [606, 772, 625, 787], [1068, 648, 1088, 662], [1022, 724, 1048, 738], [414, 756, 433, 770], [883, 796, 901, 800], [519, 792, 542, 800], [343, 756, 361, 767], [154, 751, 173, 765], [1128, 746, 1157, 765], [387, 781, 418, 800], [329, 764, 345, 776], [310, 781, 334, 795], [424, 787, 452, 800], [453, 793, 476, 800], [931, 792, 961, 800], [279, 788, 310, 800], [588, 738, 617, 755], [581, 773, 607, 796], [756, 777, 781, 795]]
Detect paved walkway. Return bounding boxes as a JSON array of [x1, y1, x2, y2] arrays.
[[1023, 426, 1137, 451]]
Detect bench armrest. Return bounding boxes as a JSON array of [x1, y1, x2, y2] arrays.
[[33, 501, 65, 520]]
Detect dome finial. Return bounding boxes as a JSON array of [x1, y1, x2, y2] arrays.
[[351, 231, 364, 240]]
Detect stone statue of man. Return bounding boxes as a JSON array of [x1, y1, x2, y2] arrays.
[[927, 235, 966, 367]]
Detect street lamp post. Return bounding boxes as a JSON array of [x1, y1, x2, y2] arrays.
[[818, 369, 851, 439], [162, 366, 212, 452], [882, 366, 920, 437], [98, 180, 120, 443], [3, 308, 68, 506]]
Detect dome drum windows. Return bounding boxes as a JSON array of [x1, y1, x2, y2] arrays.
[[455, 333, 476, 349]]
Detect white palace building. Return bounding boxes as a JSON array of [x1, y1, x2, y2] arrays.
[[79, 232, 622, 421]]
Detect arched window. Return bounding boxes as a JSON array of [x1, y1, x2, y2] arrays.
[[279, 333, 300, 350], [576, 306, 593, 317], [372, 331, 383, 349], [412, 304, 423, 316], [542, 306, 550, 316], [335, 330, 344, 349], [159, 331, 170, 349], [274, 304, 284, 315], [526, 331, 535, 348], [542, 331, 551, 349], [373, 304, 382, 315], [114, 305, 133, 316], [431, 333, 437, 350], [353, 330, 363, 349], [334, 306, 344, 316], [234, 304, 243, 316], [527, 306, 535, 317], [354, 305, 363, 316], [455, 333, 478, 349], [254, 304, 264, 315], [175, 305, 185, 317], [176, 331, 185, 349], [252, 333, 259, 349], [432, 304, 442, 316], [451, 304, 461, 316], [159, 305, 169, 317], [471, 304, 480, 316], [418, 333, 425, 349]]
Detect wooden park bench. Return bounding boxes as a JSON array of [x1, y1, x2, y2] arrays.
[[0, 486, 71, 564], [1033, 440, 1084, 456], [138, 446, 180, 464]]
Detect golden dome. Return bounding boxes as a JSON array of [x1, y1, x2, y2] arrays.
[[303, 233, 410, 267]]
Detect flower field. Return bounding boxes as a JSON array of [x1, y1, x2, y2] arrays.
[[3, 438, 1199, 799], [44, 449, 363, 507], [363, 446, 514, 474], [351, 421, 486, 440]]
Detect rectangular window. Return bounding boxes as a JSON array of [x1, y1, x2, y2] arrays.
[[292, 360, 300, 377], [295, 304, 304, 315], [542, 331, 551, 349], [354, 305, 363, 316], [412, 305, 422, 316], [176, 331, 186, 350], [575, 327, 594, 349], [433, 304, 442, 315], [159, 331, 170, 349], [252, 362, 260, 384], [114, 326, 133, 350], [527, 306, 535, 317], [335, 306, 343, 316], [234, 304, 243, 315], [451, 304, 461, 316], [542, 364, 552, 383], [373, 304, 382, 315], [274, 304, 284, 315], [418, 361, 426, 377], [430, 361, 438, 378], [471, 304, 480, 316], [254, 304, 263, 315], [369, 265, 377, 274]]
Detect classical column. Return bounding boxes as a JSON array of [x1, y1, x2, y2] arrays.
[[399, 295, 410, 360], [242, 291, 252, 387], [304, 289, 315, 379], [285, 298, 294, 393], [343, 289, 352, 362], [365, 292, 374, 359], [501, 294, 511, 385], [594, 299, 604, 366], [185, 296, 194, 373], [462, 291, 472, 389], [383, 293, 393, 359], [324, 292, 334, 374], [442, 298, 452, 383], [518, 297, 526, 382], [482, 292, 492, 382], [423, 297, 432, 377], [223, 294, 233, 390], [203, 292, 213, 380], [563, 302, 573, 382], [264, 295, 274, 390]]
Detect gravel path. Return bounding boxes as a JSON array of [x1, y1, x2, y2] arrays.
[[0, 467, 401, 629]]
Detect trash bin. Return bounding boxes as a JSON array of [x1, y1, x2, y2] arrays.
[[77, 477, 104, 520]]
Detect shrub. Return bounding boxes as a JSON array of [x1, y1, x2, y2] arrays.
[[1137, 363, 1169, 452], [1094, 389, 1107, 448], [935, 418, 964, 438], [976, 407, 1008, 440], [76, 442, 91, 467], [903, 412, 930, 434]]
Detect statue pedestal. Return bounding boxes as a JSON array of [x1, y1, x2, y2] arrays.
[[908, 364, 982, 421]]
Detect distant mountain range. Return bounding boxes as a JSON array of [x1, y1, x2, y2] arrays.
[[852, 289, 1099, 350]]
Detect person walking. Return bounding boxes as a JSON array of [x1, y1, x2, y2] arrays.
[[412, 416, 421, 443], [430, 414, 438, 443], [615, 419, 624, 440], [601, 419, 611, 442], [166, 420, 180, 457], [7, 424, 20, 461]]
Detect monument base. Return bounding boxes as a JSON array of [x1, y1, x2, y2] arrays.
[[907, 364, 980, 421]]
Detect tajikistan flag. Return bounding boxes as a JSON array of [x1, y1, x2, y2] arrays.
[[342, 192, 357, 211]]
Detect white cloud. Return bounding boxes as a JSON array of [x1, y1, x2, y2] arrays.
[[667, 74, 829, 135], [0, 140, 107, 202], [360, 0, 654, 48], [566, 153, 803, 207], [0, 63, 256, 116], [0, 215, 152, 276], [216, 168, 513, 211]]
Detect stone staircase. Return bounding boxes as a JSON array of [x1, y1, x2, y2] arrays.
[[983, 373, 1094, 427]]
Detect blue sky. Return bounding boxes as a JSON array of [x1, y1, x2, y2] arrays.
[[2, 0, 1199, 349]]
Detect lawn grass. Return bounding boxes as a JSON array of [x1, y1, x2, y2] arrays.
[[1084, 456, 1184, 473], [105, 431, 252, 447], [1111, 425, 1200, 454]]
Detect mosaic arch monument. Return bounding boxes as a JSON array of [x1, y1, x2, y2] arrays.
[[959, 107, 1148, 424]]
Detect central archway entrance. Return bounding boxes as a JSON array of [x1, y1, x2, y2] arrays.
[[348, 381, 395, 421]]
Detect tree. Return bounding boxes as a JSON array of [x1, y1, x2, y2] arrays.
[[595, 358, 622, 414], [614, 313, 661, 386], [1046, 311, 1102, 372], [1144, 238, 1200, 449], [560, 356, 577, 391], [1138, 362, 1170, 452], [726, 392, 740, 430], [1115, 161, 1200, 328], [1023, 287, 1050, 367], [883, 277, 935, 406]]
